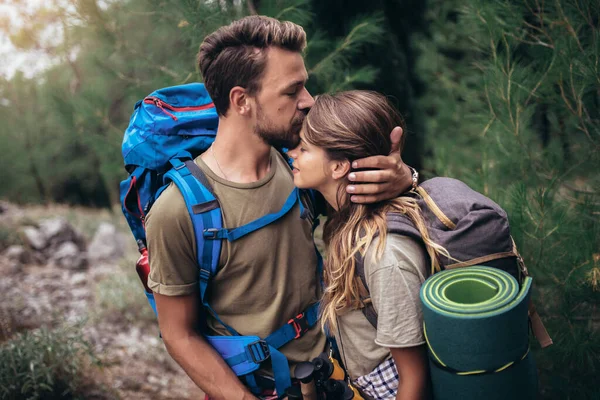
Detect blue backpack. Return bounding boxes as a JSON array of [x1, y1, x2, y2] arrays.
[[119, 83, 320, 396]]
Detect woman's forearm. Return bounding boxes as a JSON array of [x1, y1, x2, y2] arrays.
[[395, 375, 427, 400], [390, 345, 429, 400]]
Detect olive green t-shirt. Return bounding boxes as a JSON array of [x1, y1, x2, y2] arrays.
[[334, 234, 428, 380], [146, 148, 326, 372]]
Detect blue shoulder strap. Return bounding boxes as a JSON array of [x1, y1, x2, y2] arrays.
[[163, 160, 239, 337]]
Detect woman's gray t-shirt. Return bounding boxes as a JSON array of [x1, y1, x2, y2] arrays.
[[333, 234, 429, 380]]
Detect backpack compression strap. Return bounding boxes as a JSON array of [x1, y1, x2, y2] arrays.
[[164, 158, 317, 395]]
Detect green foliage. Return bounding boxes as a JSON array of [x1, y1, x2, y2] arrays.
[[416, 0, 600, 398], [259, 1, 389, 94], [259, 0, 313, 25], [0, 324, 98, 400], [305, 13, 386, 92], [0, 0, 233, 206], [0, 223, 23, 253]]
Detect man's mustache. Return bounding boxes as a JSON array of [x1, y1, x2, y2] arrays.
[[292, 115, 306, 126]]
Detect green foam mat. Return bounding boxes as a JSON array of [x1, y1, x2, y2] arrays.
[[420, 266, 538, 400]]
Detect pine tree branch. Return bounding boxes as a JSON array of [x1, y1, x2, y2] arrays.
[[573, 0, 596, 30], [247, 0, 258, 15], [558, 72, 598, 146], [555, 0, 585, 53], [504, 32, 553, 49], [309, 20, 376, 77], [525, 52, 557, 107], [275, 6, 300, 20]]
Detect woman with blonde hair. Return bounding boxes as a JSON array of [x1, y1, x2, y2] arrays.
[[288, 91, 446, 400]]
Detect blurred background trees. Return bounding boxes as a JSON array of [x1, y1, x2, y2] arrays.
[[0, 0, 598, 398]]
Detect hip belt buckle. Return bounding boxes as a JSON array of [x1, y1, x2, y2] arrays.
[[246, 340, 271, 364], [288, 312, 310, 339]]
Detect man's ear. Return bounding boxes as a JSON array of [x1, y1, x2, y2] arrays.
[[331, 160, 351, 180], [230, 86, 251, 116]]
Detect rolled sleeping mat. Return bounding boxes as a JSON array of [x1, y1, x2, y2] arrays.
[[420, 266, 538, 400]]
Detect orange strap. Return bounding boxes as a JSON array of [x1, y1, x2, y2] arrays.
[[528, 301, 553, 348]]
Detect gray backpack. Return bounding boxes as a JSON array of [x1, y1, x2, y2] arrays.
[[355, 177, 552, 347]]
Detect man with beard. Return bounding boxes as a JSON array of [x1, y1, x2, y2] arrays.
[[146, 16, 413, 399]]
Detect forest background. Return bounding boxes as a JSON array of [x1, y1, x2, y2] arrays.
[[0, 0, 598, 399]]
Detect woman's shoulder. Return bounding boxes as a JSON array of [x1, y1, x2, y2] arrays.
[[364, 233, 428, 277]]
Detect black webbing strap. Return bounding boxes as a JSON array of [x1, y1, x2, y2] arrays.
[[428, 345, 530, 376]]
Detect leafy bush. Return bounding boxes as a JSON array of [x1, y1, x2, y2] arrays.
[[0, 324, 98, 400]]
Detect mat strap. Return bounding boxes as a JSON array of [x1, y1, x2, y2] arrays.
[[424, 323, 531, 376], [528, 301, 553, 348]]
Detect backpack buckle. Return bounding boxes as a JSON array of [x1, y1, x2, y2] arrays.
[[203, 228, 221, 239], [288, 312, 310, 339], [246, 340, 271, 364]]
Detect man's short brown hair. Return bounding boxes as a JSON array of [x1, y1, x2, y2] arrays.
[[197, 16, 307, 116]]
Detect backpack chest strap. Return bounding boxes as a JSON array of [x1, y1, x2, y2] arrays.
[[203, 187, 301, 241]]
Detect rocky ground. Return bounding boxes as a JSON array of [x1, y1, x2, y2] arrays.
[[0, 201, 204, 399]]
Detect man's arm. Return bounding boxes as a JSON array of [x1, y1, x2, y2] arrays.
[[155, 292, 256, 400], [348, 126, 415, 203]]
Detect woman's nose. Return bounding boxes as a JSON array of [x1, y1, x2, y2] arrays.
[[288, 146, 299, 159]]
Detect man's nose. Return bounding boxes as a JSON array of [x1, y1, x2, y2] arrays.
[[298, 87, 314, 111]]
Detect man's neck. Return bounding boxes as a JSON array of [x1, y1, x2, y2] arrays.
[[201, 117, 272, 183]]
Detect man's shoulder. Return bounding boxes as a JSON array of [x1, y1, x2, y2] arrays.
[[146, 183, 188, 226], [272, 147, 293, 173]]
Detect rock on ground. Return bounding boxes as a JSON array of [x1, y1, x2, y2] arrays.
[[88, 223, 126, 263]]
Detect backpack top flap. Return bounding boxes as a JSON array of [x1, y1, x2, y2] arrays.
[[414, 177, 515, 267], [122, 83, 219, 171]]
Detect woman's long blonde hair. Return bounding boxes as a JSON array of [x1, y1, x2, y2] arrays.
[[303, 91, 449, 331]]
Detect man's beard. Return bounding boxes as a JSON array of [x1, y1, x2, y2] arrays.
[[255, 102, 304, 149]]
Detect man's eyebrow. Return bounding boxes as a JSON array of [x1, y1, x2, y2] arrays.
[[282, 78, 308, 91]]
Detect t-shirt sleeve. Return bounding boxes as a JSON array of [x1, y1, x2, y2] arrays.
[[365, 235, 428, 348], [146, 183, 199, 296]]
